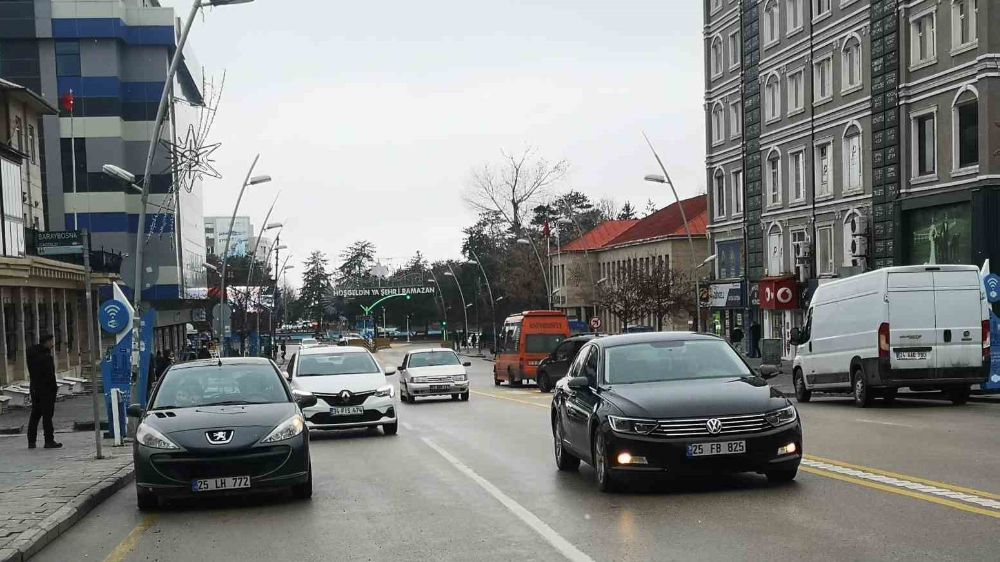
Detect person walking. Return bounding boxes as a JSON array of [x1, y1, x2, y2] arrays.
[[280, 340, 287, 362], [27, 334, 61, 449]]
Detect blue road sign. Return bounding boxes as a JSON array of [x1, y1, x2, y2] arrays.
[[99, 299, 129, 334], [984, 274, 1000, 303]]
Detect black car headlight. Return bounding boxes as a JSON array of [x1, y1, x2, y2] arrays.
[[136, 423, 180, 449], [261, 414, 305, 443], [764, 405, 798, 427], [608, 415, 658, 435]]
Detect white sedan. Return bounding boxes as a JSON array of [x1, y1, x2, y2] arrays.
[[398, 349, 470, 403]]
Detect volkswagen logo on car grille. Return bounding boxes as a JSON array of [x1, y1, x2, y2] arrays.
[[339, 390, 353, 403], [206, 429, 234, 445], [706, 418, 723, 435]]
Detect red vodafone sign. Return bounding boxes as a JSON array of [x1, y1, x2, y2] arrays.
[[759, 278, 798, 310]]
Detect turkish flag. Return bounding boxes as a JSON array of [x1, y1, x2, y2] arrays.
[[60, 90, 74, 113], [542, 220, 551, 237]]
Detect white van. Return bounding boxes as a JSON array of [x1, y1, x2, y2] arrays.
[[790, 265, 989, 407]]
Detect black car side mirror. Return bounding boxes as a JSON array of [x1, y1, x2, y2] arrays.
[[126, 404, 143, 418], [567, 376, 590, 390], [463, 362, 471, 367], [293, 391, 318, 409]]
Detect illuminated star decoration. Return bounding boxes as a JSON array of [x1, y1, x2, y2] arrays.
[[159, 124, 222, 194]]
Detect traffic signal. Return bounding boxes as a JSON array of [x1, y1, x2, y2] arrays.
[[405, 294, 411, 300]]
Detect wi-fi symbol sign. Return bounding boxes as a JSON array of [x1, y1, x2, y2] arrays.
[[985, 274, 1000, 303], [100, 300, 129, 334]]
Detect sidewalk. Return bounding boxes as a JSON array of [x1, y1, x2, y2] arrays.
[[0, 432, 133, 562], [0, 393, 106, 435]]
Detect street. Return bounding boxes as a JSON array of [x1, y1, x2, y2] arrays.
[[31, 343, 1000, 562]]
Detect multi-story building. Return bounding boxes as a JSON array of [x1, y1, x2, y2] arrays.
[[551, 196, 710, 333], [1, 0, 208, 308], [204, 216, 254, 257], [703, 0, 997, 359]]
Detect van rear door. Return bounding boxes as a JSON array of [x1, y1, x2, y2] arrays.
[[932, 270, 984, 370], [887, 271, 936, 370]]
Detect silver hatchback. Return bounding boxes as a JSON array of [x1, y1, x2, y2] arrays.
[[398, 349, 470, 403]]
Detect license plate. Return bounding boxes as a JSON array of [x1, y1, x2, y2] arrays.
[[687, 440, 746, 457], [430, 384, 450, 391], [896, 351, 927, 360], [330, 406, 365, 416], [191, 475, 250, 492]]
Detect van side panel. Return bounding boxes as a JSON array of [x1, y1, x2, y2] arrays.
[[932, 271, 984, 371], [809, 277, 882, 388]]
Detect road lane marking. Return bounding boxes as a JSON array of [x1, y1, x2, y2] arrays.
[[103, 514, 158, 562], [853, 418, 914, 428], [474, 385, 1000, 516], [401, 421, 414, 430], [800, 465, 1000, 520], [420, 437, 595, 562], [803, 454, 1000, 501]]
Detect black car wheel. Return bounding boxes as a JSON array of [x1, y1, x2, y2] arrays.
[[537, 372, 551, 393], [853, 367, 873, 408], [136, 486, 158, 511], [793, 369, 811, 403], [553, 418, 579, 472], [765, 467, 798, 483], [451, 394, 460, 400], [291, 467, 313, 499], [383, 421, 399, 435], [460, 391, 470, 401], [593, 430, 620, 493]]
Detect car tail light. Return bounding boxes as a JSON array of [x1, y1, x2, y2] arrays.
[[878, 322, 890, 359], [983, 319, 991, 361]]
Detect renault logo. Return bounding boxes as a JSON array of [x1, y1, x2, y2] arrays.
[[339, 390, 353, 403], [706, 418, 723, 435], [206, 430, 234, 445]]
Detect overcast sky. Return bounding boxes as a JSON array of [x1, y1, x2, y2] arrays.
[[168, 0, 706, 285]]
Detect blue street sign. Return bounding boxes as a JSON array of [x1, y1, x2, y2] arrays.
[[99, 299, 129, 333], [984, 274, 1000, 303]]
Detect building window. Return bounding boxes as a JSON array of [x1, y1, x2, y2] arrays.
[[814, 0, 831, 19], [843, 124, 863, 192], [729, 100, 742, 138], [763, 0, 779, 47], [27, 126, 35, 164], [910, 10, 937, 68], [787, 68, 805, 113], [710, 36, 724, 78], [790, 230, 807, 267], [717, 239, 743, 279], [842, 36, 862, 91], [912, 111, 936, 177], [55, 41, 81, 76], [13, 117, 23, 151], [728, 30, 741, 70], [816, 226, 834, 274], [767, 225, 783, 275], [789, 149, 805, 202], [713, 170, 726, 219], [951, 0, 978, 50], [813, 55, 833, 102], [711, 103, 725, 145], [764, 74, 781, 122], [954, 90, 978, 170], [731, 170, 743, 215], [815, 141, 833, 197], [786, 0, 803, 34], [766, 151, 782, 206]]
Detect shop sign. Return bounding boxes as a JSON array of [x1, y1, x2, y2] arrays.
[[707, 282, 745, 309], [759, 277, 798, 310]]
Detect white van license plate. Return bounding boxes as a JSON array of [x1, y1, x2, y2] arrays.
[[687, 441, 746, 457], [896, 351, 927, 360]]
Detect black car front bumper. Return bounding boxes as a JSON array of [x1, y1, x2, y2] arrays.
[[604, 422, 802, 476], [134, 433, 310, 498]]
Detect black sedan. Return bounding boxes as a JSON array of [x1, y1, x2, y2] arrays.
[[127, 358, 317, 509], [551, 332, 802, 492], [536, 334, 599, 393]]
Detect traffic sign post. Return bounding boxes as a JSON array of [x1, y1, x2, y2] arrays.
[[590, 317, 602, 331], [35, 230, 84, 256]]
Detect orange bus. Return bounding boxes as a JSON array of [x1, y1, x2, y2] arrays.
[[494, 311, 571, 387]]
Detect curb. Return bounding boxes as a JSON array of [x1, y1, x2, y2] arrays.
[[0, 464, 134, 562]]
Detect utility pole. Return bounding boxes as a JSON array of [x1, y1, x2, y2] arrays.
[[82, 232, 102, 459]]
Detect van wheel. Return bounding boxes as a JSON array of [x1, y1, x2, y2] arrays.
[[793, 369, 811, 403], [947, 386, 970, 405], [537, 372, 551, 393], [493, 367, 501, 386], [852, 367, 873, 408]]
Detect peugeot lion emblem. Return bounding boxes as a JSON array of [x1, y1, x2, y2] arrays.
[[706, 418, 723, 435], [206, 430, 234, 445], [339, 390, 353, 403]]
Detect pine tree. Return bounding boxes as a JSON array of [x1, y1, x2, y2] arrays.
[[300, 251, 331, 330], [617, 202, 637, 220]]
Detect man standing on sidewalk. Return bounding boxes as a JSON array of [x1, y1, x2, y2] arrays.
[[27, 334, 62, 449]]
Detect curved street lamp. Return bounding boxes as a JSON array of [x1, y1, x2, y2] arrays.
[[465, 250, 498, 351], [443, 266, 469, 341], [516, 237, 551, 308]]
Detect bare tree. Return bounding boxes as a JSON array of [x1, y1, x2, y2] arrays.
[[595, 264, 645, 331], [464, 148, 568, 234], [595, 197, 618, 222], [639, 261, 695, 331]]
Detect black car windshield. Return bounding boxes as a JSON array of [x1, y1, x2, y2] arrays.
[[526, 334, 566, 354], [151, 364, 288, 409], [604, 340, 752, 384], [297, 353, 380, 376], [408, 351, 460, 368]]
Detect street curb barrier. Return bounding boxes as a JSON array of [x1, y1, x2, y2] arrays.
[[0, 465, 135, 562]]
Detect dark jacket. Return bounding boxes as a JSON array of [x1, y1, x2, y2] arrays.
[[27, 344, 57, 397]]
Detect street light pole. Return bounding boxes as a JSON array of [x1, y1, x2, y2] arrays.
[[516, 237, 551, 309], [427, 271, 447, 341], [643, 132, 701, 332], [467, 248, 498, 354], [444, 265, 469, 343]]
